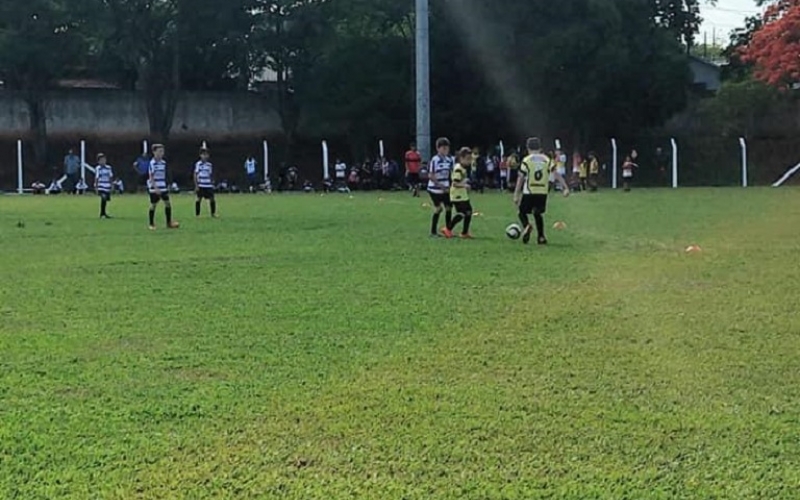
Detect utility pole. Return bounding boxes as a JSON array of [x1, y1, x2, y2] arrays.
[[415, 0, 431, 162]]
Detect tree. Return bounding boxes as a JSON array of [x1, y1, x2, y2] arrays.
[[0, 0, 90, 167], [250, 0, 336, 159], [741, 0, 800, 88]]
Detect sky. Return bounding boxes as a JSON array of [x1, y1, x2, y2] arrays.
[[699, 0, 764, 46]]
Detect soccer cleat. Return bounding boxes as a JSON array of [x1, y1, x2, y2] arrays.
[[459, 233, 474, 240], [168, 221, 180, 229], [441, 227, 454, 239], [522, 224, 533, 245], [148, 225, 157, 231], [429, 233, 442, 238], [538, 236, 548, 245]]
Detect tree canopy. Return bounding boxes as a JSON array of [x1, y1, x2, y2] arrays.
[[0, 0, 704, 160], [741, 0, 800, 89]]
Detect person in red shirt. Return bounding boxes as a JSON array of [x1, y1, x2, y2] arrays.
[[404, 142, 422, 197]]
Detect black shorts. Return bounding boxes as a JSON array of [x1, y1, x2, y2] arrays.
[[428, 191, 451, 208], [196, 187, 215, 200], [519, 194, 547, 215], [407, 172, 420, 185], [453, 200, 472, 214], [98, 190, 111, 202], [149, 192, 170, 204]]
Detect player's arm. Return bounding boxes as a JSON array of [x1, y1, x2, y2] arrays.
[[513, 164, 526, 205], [93, 171, 98, 191], [194, 166, 200, 191]]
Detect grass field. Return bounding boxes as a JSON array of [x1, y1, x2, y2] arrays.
[[2, 188, 800, 499]]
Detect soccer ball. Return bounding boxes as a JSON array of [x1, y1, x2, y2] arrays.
[[506, 223, 522, 240]]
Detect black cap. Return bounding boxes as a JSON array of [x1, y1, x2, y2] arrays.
[[526, 137, 541, 151]]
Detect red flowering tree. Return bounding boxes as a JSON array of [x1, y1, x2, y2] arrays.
[[741, 0, 800, 88]]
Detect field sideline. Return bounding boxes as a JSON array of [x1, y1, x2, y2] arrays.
[[2, 189, 800, 499]]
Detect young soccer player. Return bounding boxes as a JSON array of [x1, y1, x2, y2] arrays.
[[148, 144, 179, 230], [443, 147, 474, 239], [194, 148, 217, 217], [404, 142, 422, 197], [578, 155, 588, 192], [588, 152, 600, 191], [622, 154, 638, 192], [427, 137, 454, 237], [514, 137, 569, 245], [94, 153, 114, 219]]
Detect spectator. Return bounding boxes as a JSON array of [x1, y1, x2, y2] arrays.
[[404, 143, 422, 197], [31, 181, 46, 195], [373, 158, 384, 189], [48, 178, 62, 195], [245, 156, 258, 192], [588, 152, 600, 192], [217, 180, 229, 193], [302, 179, 314, 193], [113, 178, 125, 195], [286, 166, 299, 190], [170, 181, 181, 194], [485, 154, 496, 189], [322, 177, 333, 193], [64, 149, 80, 194], [655, 146, 669, 186], [75, 178, 88, 195], [334, 159, 347, 187], [347, 166, 359, 191], [133, 153, 151, 192]]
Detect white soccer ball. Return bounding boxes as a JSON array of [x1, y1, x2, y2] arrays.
[[506, 223, 522, 240]]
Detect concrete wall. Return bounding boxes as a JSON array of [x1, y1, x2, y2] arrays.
[[0, 89, 283, 139]]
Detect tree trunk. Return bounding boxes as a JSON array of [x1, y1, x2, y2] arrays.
[[24, 90, 48, 170]]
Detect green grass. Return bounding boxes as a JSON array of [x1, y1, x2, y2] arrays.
[[2, 188, 800, 499]]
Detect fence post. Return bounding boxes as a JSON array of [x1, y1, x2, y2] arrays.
[[671, 138, 678, 188], [264, 141, 269, 183], [739, 137, 747, 188], [610, 138, 618, 189], [555, 138, 561, 151], [322, 141, 329, 180], [499, 140, 505, 159], [80, 140, 86, 181], [379, 140, 385, 159], [17, 140, 23, 194], [143, 140, 148, 155]]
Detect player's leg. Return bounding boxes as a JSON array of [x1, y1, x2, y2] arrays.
[[429, 193, 443, 237], [99, 192, 106, 218], [448, 202, 464, 233], [533, 195, 548, 245], [460, 201, 474, 237], [444, 196, 453, 232], [195, 190, 202, 216], [149, 193, 159, 228], [210, 191, 217, 217], [162, 194, 176, 227], [518, 195, 533, 244]]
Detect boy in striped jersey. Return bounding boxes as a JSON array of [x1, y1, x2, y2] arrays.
[[427, 137, 454, 237], [194, 148, 217, 217], [94, 153, 114, 219], [148, 144, 179, 230]]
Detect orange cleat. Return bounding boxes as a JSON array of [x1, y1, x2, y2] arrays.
[[441, 227, 453, 239]]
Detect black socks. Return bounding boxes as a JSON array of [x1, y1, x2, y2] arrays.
[[148, 209, 155, 226], [210, 201, 216, 216], [431, 212, 441, 235], [165, 206, 173, 225], [534, 213, 545, 239], [195, 200, 201, 216]]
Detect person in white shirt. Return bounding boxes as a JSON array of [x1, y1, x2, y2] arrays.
[[245, 156, 258, 192], [334, 159, 347, 186], [94, 153, 114, 218], [75, 178, 88, 195]]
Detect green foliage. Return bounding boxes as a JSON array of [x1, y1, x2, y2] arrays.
[[0, 0, 89, 90], [2, 190, 800, 498], [696, 77, 786, 136]]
